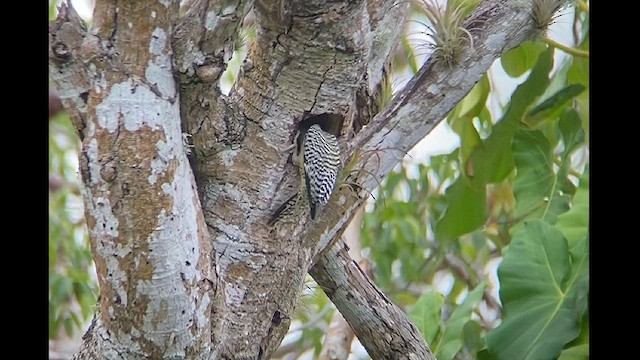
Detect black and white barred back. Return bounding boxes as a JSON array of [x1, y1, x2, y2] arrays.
[[303, 124, 341, 219]]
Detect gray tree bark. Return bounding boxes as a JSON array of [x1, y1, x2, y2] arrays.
[[49, 0, 545, 358]]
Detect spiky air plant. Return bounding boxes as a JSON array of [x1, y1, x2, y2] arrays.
[[530, 0, 589, 58], [417, 0, 477, 68], [531, 0, 574, 32]]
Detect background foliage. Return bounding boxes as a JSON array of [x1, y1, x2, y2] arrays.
[[49, 101, 97, 340], [49, 1, 589, 359]]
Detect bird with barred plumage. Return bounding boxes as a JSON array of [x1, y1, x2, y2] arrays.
[[269, 123, 340, 226]]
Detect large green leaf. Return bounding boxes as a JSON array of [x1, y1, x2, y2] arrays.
[[435, 177, 486, 242], [435, 282, 486, 360], [501, 41, 548, 78], [408, 291, 444, 344], [485, 220, 589, 360], [468, 46, 554, 187], [568, 233, 589, 317], [512, 128, 571, 224], [512, 108, 585, 224]]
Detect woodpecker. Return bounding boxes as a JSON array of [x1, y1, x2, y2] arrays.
[[269, 123, 340, 225], [301, 124, 340, 218]]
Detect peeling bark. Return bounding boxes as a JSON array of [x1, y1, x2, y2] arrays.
[[49, 0, 552, 358]]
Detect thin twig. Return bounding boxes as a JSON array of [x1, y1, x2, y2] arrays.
[[542, 37, 589, 58]]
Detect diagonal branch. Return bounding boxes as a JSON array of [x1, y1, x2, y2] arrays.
[[318, 208, 365, 360], [310, 243, 435, 360]]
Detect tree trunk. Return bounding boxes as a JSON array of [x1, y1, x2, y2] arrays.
[[49, 0, 545, 358]]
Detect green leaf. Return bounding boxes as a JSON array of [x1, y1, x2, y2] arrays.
[[451, 74, 490, 120], [512, 128, 571, 223], [451, 115, 483, 171], [485, 220, 589, 360], [49, 302, 59, 338], [500, 41, 548, 78], [408, 291, 444, 344], [560, 309, 589, 360], [537, 51, 571, 104], [567, 43, 589, 89], [477, 348, 496, 360], [435, 177, 487, 242], [449, 75, 490, 169], [49, 1, 59, 19], [558, 344, 589, 360], [463, 320, 484, 354], [51, 274, 73, 302], [517, 109, 585, 224], [468, 47, 554, 187], [436, 282, 486, 360], [558, 109, 586, 157], [71, 312, 82, 329], [556, 165, 589, 249], [568, 235, 589, 316], [63, 317, 74, 337], [449, 0, 481, 17], [525, 84, 585, 127]]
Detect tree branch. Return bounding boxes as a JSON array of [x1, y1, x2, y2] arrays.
[[318, 208, 365, 359], [48, 1, 90, 138], [310, 243, 435, 360], [173, 0, 254, 82]]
